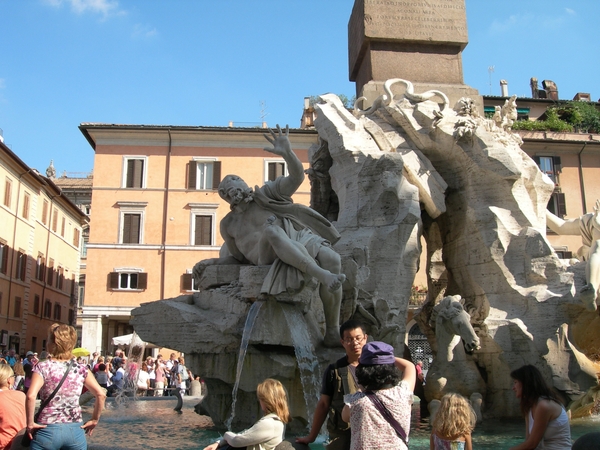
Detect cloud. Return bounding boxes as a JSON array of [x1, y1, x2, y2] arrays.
[[489, 10, 571, 35], [42, 0, 124, 18], [565, 8, 576, 16], [132, 23, 158, 39]]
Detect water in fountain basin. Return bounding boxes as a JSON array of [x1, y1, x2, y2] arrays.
[[85, 398, 600, 450], [114, 331, 147, 404], [225, 300, 264, 430], [280, 303, 321, 428]]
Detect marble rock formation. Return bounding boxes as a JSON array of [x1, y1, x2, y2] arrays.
[[132, 78, 599, 426], [313, 79, 599, 417]]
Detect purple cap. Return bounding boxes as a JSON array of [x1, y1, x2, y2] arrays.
[[359, 341, 395, 365]]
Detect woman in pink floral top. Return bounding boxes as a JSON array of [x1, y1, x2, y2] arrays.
[[25, 324, 106, 450], [342, 341, 416, 450]]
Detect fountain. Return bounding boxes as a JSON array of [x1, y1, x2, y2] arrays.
[[225, 300, 264, 429], [128, 0, 599, 443]]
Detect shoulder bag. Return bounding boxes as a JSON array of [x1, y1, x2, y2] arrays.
[[364, 390, 409, 446]]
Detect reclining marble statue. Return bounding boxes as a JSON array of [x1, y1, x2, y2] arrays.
[[546, 199, 600, 311], [193, 125, 346, 347]]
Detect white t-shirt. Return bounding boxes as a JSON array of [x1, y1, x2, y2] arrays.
[[137, 370, 150, 390]]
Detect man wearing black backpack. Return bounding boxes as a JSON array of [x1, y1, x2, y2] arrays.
[[297, 320, 368, 450]]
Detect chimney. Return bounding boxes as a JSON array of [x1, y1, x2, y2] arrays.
[[542, 80, 559, 100], [573, 93, 591, 102], [500, 80, 508, 97], [530, 77, 539, 99]]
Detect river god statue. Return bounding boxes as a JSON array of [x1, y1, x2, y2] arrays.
[[193, 125, 346, 347]]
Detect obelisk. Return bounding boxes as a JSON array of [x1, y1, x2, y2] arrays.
[[349, 0, 481, 109]]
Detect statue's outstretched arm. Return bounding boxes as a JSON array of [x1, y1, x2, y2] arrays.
[[263, 124, 304, 196], [545, 209, 580, 235]]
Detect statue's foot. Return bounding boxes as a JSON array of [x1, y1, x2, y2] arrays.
[[325, 273, 346, 293], [579, 285, 598, 311], [323, 330, 342, 348]]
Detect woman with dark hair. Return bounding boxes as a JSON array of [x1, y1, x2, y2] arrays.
[[509, 365, 571, 450], [341, 341, 416, 450]]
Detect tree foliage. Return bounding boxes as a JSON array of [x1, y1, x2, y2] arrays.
[[308, 94, 356, 109], [512, 108, 573, 132], [512, 101, 600, 133]]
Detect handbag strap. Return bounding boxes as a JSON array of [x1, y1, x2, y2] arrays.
[[35, 359, 75, 422], [364, 390, 408, 445]]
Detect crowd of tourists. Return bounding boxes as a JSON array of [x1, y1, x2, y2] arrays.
[[0, 324, 199, 450], [0, 320, 588, 450]]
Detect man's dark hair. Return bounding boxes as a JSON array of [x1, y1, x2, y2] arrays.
[[339, 319, 368, 339], [98, 363, 106, 371], [356, 364, 401, 390]]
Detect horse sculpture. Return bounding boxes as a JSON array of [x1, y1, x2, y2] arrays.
[[424, 295, 486, 421]]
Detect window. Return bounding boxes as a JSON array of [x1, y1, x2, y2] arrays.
[[13, 297, 21, 318], [109, 271, 148, 291], [73, 228, 80, 248], [52, 208, 58, 232], [547, 192, 567, 219], [187, 160, 221, 190], [53, 303, 61, 321], [122, 213, 142, 244], [265, 160, 288, 182], [123, 157, 146, 188], [182, 271, 199, 292], [193, 215, 213, 246], [47, 259, 54, 286], [68, 309, 75, 325], [533, 156, 561, 185], [22, 192, 30, 219], [3, 178, 12, 208], [61, 217, 66, 237], [78, 285, 85, 307], [42, 200, 49, 225], [32, 337, 37, 352], [16, 251, 26, 281], [36, 254, 45, 281], [57, 266, 64, 290], [118, 202, 147, 245], [33, 295, 40, 315], [555, 250, 573, 259], [0, 241, 8, 275], [44, 300, 52, 318]]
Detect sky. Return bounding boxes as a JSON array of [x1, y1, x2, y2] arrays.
[[1, 0, 599, 175]]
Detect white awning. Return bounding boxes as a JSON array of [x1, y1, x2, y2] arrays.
[[111, 333, 156, 348]]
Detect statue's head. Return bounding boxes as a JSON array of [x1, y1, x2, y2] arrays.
[[218, 175, 253, 206]]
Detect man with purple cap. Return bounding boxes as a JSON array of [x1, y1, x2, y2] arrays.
[[341, 341, 416, 450], [297, 319, 368, 450]]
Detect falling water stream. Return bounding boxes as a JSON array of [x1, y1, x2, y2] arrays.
[[225, 300, 264, 429], [280, 303, 321, 427]]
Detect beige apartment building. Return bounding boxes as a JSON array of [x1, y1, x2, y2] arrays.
[[78, 125, 317, 353], [0, 140, 86, 354]]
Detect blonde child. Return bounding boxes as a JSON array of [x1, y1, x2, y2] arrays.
[[430, 393, 476, 450]]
